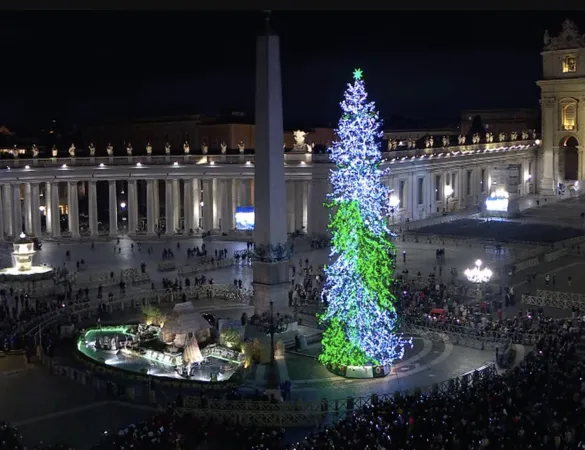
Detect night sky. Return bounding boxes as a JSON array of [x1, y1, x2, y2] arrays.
[[1, 11, 584, 132]]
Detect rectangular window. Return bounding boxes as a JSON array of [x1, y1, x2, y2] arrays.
[[480, 169, 486, 193], [466, 170, 472, 196], [435, 175, 441, 202], [399, 180, 405, 208], [563, 55, 577, 73], [417, 178, 424, 205]]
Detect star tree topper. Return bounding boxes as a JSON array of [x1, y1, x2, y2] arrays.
[[353, 68, 363, 80]]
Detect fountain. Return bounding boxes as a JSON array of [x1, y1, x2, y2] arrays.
[[0, 233, 54, 281]]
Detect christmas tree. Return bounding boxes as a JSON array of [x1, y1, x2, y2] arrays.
[[318, 69, 411, 368]]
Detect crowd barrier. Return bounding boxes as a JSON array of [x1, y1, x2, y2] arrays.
[[402, 318, 543, 348], [38, 344, 496, 427], [177, 258, 236, 276], [522, 289, 585, 310]]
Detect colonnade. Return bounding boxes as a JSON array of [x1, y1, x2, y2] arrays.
[[0, 177, 316, 239]]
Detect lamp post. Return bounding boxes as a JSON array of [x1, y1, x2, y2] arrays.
[[257, 300, 288, 387], [464, 259, 493, 302]]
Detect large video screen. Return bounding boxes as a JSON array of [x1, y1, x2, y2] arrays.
[[235, 206, 255, 230]]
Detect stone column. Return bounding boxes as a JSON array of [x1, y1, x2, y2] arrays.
[[31, 183, 42, 237], [285, 181, 295, 234], [253, 29, 289, 313], [45, 182, 52, 234], [68, 181, 80, 238], [211, 178, 220, 229], [238, 179, 250, 206], [308, 178, 329, 236], [88, 181, 98, 237], [183, 179, 193, 233], [108, 180, 118, 237], [202, 179, 214, 231], [165, 180, 173, 234], [153, 180, 160, 230], [2, 184, 11, 238], [146, 180, 156, 235], [294, 181, 308, 232], [220, 179, 234, 233], [50, 182, 61, 238], [0, 186, 4, 239], [172, 179, 180, 231], [12, 183, 22, 236], [128, 180, 138, 235], [192, 179, 201, 230], [23, 183, 33, 235]]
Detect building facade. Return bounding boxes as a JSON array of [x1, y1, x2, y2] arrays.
[[0, 139, 536, 240], [538, 19, 585, 195]]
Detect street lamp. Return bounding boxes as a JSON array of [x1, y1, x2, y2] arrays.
[[257, 300, 288, 387], [464, 259, 493, 301]]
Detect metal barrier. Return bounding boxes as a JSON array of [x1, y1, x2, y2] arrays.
[[177, 258, 237, 276], [403, 318, 542, 347], [522, 291, 585, 310]]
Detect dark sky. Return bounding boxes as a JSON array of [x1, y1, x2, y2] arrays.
[[1, 11, 584, 131]]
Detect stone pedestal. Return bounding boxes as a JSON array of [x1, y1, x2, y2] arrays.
[[253, 260, 289, 313]]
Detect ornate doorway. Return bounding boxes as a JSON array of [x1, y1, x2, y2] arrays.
[[560, 136, 579, 181]]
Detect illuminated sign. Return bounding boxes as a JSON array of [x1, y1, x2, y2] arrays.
[[235, 206, 254, 230]]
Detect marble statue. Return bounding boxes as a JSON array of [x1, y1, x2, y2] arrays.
[[201, 142, 208, 155], [165, 142, 171, 155], [406, 138, 415, 149], [457, 134, 466, 145], [511, 131, 518, 141], [126, 143, 133, 156], [106, 143, 113, 156], [308, 142, 315, 153], [292, 130, 311, 152], [32, 144, 39, 158], [146, 142, 152, 155], [472, 133, 480, 144], [183, 141, 190, 154], [388, 139, 397, 151], [486, 132, 494, 143], [425, 136, 434, 148], [68, 143, 76, 157], [89, 142, 96, 156], [442, 136, 449, 147], [237, 141, 245, 154], [521, 130, 529, 140], [498, 132, 506, 142], [11, 146, 18, 159], [52, 145, 58, 157], [220, 142, 227, 155]]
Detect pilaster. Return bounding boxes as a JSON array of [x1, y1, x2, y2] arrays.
[[202, 179, 214, 231], [172, 179, 180, 231], [183, 178, 193, 233], [68, 181, 80, 238], [1, 184, 10, 238], [128, 180, 138, 235]]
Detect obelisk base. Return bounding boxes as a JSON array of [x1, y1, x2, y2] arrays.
[[253, 260, 290, 314]]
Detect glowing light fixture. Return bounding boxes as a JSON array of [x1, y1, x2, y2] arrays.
[[464, 259, 492, 283]]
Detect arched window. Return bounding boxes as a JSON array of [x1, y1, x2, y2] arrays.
[[560, 100, 577, 131]]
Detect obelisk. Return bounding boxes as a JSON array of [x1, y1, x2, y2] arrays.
[[253, 14, 289, 314]]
